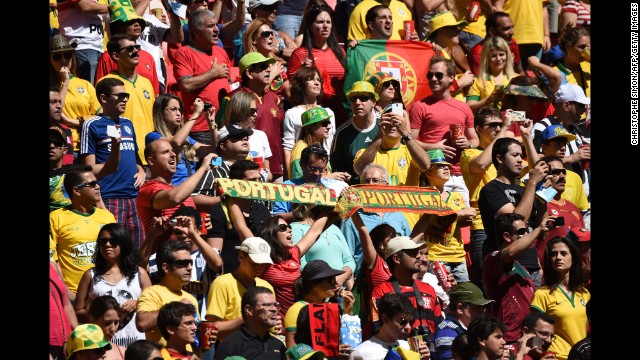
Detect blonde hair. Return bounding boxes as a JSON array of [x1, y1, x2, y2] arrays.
[[151, 94, 196, 162], [478, 36, 515, 87], [242, 18, 271, 55], [226, 90, 258, 127]]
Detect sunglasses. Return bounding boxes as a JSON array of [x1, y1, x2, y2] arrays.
[[549, 168, 567, 176], [250, 107, 258, 115], [228, 135, 249, 142], [349, 95, 372, 103], [50, 139, 65, 148], [514, 227, 528, 236], [76, 180, 99, 189], [118, 44, 141, 53], [52, 51, 74, 61], [484, 122, 502, 128], [277, 223, 292, 232], [256, 4, 278, 11], [362, 177, 387, 184], [171, 259, 193, 268], [427, 72, 446, 80], [431, 164, 450, 170], [109, 92, 131, 102], [396, 318, 411, 326], [257, 302, 281, 310], [318, 120, 331, 127], [259, 30, 274, 38], [305, 164, 326, 173], [97, 237, 119, 247]]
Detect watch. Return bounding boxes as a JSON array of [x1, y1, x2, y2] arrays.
[[401, 133, 413, 144]]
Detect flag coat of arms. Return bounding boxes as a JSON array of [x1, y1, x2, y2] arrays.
[[344, 39, 440, 109]]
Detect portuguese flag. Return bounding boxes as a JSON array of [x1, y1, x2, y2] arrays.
[[344, 39, 440, 109]]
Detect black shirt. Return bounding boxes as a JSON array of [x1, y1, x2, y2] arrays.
[[478, 180, 540, 271], [214, 326, 285, 360]]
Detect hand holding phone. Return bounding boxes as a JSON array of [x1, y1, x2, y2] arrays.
[[210, 157, 223, 167], [506, 109, 526, 122], [526, 336, 545, 348], [106, 125, 121, 139]]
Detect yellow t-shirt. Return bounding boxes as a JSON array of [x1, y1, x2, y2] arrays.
[[562, 170, 588, 211], [50, 0, 59, 29], [463, 15, 486, 38], [460, 148, 497, 231], [137, 285, 199, 346], [97, 73, 155, 164], [444, 0, 486, 37], [531, 286, 591, 360], [60, 76, 101, 151], [424, 191, 467, 262], [555, 61, 591, 97], [466, 74, 512, 110], [49, 207, 116, 292], [284, 300, 309, 333], [504, 0, 547, 46], [206, 273, 274, 340], [347, 0, 413, 41], [353, 144, 422, 187]]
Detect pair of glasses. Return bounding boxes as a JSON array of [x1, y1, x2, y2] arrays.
[[318, 120, 331, 127], [97, 237, 119, 247], [396, 318, 411, 326], [362, 177, 387, 184], [305, 164, 326, 173], [76, 180, 99, 189], [277, 223, 292, 232], [514, 227, 528, 236], [549, 168, 567, 176], [109, 92, 130, 101], [535, 330, 556, 341], [118, 44, 141, 53], [427, 72, 445, 80], [52, 52, 74, 61], [228, 135, 249, 142], [50, 139, 65, 148], [165, 106, 183, 113], [250, 62, 270, 73], [256, 4, 278, 11], [171, 259, 193, 268], [257, 302, 281, 310], [250, 108, 258, 115], [349, 95, 371, 103], [484, 122, 502, 128], [259, 30, 274, 38], [431, 164, 450, 170]]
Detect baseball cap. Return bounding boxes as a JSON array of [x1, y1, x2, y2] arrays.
[[427, 11, 468, 39], [285, 343, 326, 360], [239, 52, 277, 74], [384, 236, 427, 259], [216, 124, 254, 147], [65, 324, 112, 359], [448, 282, 494, 306], [345, 81, 379, 101], [301, 259, 345, 281], [540, 124, 577, 143], [234, 237, 274, 264], [554, 83, 590, 105], [248, 0, 283, 12], [49, 128, 66, 143], [426, 149, 452, 166], [301, 107, 332, 127], [366, 71, 400, 94]]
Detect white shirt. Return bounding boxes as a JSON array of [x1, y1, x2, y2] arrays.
[[350, 336, 411, 360]]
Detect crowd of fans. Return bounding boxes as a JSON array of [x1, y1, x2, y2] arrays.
[[49, 0, 591, 359]]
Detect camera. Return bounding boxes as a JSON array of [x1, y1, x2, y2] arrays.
[[167, 218, 178, 228], [547, 216, 564, 228], [211, 157, 223, 167], [203, 101, 213, 112]]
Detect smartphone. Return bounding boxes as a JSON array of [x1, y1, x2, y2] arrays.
[[383, 103, 403, 115], [554, 216, 565, 227], [106, 125, 121, 139], [210, 157, 223, 167], [527, 336, 545, 348], [203, 101, 213, 112], [506, 109, 526, 122]]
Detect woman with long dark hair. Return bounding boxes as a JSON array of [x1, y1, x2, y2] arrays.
[[286, 4, 348, 124], [88, 295, 127, 359], [75, 223, 152, 347], [531, 237, 590, 360]]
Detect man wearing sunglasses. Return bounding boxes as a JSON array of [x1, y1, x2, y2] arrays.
[[483, 212, 551, 345], [330, 81, 380, 185], [98, 33, 156, 167], [50, 165, 117, 298], [137, 240, 201, 347]]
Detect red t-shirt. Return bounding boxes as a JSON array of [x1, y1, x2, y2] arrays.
[[409, 96, 474, 175], [361, 255, 392, 340], [251, 88, 285, 177], [94, 50, 160, 97], [50, 262, 72, 347], [136, 180, 196, 252], [371, 279, 442, 334], [539, 199, 586, 266], [470, 38, 521, 75], [173, 45, 231, 132], [261, 246, 302, 322]]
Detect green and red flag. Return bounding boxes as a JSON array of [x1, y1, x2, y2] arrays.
[[344, 39, 440, 109]]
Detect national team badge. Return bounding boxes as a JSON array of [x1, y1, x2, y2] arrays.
[[580, 299, 586, 306], [143, 89, 151, 99], [398, 157, 408, 168], [270, 108, 277, 118], [77, 86, 86, 94], [551, 209, 558, 215]]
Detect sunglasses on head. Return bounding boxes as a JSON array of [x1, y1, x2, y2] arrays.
[[76, 180, 99, 189], [259, 30, 274, 38], [119, 44, 141, 53], [349, 95, 371, 103], [427, 72, 446, 80], [97, 237, 119, 247], [277, 223, 292, 232], [52, 51, 74, 61], [171, 259, 193, 268]]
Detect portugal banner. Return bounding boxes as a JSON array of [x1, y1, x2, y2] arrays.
[[344, 39, 439, 108]]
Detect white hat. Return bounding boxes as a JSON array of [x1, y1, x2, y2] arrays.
[[247, 0, 283, 12], [235, 237, 274, 264], [554, 83, 590, 105], [384, 236, 427, 259]]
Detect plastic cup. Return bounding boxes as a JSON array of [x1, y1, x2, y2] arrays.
[[198, 321, 217, 350], [449, 123, 464, 141]]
